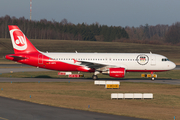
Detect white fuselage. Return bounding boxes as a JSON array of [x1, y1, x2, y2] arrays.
[[42, 52, 176, 72]]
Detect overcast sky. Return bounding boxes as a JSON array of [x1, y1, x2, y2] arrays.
[[0, 0, 180, 27]]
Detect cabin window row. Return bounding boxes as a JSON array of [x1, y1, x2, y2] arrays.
[[162, 58, 169, 61], [50, 58, 138, 61]]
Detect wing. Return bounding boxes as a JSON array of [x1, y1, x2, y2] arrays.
[[76, 60, 116, 71]]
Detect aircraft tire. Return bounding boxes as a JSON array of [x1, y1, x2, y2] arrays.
[[92, 75, 98, 80]]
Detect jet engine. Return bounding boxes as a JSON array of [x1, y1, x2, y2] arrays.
[[102, 68, 125, 78]]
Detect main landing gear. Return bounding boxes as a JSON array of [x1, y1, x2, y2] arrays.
[[92, 71, 100, 80], [92, 75, 98, 80]]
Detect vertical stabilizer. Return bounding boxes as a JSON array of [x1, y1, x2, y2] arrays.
[[8, 25, 39, 54]]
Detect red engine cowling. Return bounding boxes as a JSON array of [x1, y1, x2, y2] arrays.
[[109, 68, 125, 78]]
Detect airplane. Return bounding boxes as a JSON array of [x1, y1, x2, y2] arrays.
[[5, 25, 176, 80]]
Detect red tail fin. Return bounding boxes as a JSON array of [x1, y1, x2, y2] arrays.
[[8, 25, 39, 54]]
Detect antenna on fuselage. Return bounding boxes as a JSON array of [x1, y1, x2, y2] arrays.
[[150, 51, 152, 54], [75, 51, 78, 53]]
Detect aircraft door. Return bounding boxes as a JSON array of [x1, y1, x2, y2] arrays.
[[38, 54, 43, 64], [151, 55, 156, 65]]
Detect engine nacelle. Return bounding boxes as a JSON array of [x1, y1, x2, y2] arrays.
[[108, 68, 125, 78]]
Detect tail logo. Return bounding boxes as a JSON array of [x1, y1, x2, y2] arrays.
[[10, 29, 27, 50], [16, 36, 26, 46]]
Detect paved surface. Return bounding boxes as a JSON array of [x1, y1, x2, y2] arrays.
[[0, 96, 146, 120], [0, 64, 51, 74], [175, 65, 180, 70], [0, 77, 180, 85], [0, 64, 32, 67], [121, 79, 180, 85], [0, 77, 93, 82], [0, 68, 51, 74]]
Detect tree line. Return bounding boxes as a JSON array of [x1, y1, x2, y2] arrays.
[[0, 15, 128, 42], [0, 15, 180, 45], [125, 23, 180, 45]]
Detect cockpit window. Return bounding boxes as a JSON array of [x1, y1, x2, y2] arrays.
[[162, 58, 169, 61]]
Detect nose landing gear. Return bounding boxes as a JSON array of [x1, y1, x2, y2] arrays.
[[151, 72, 154, 81], [141, 72, 157, 81]]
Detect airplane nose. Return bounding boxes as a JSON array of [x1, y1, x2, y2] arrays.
[[170, 62, 176, 70]]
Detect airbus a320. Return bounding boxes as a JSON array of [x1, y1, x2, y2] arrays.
[[6, 25, 176, 80]]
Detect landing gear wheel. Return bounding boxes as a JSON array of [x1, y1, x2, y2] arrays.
[[151, 77, 154, 81], [92, 75, 98, 80]]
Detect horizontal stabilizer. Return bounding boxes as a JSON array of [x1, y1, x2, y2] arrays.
[[5, 54, 27, 61]]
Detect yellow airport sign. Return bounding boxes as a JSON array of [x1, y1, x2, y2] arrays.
[[141, 74, 145, 77], [152, 74, 157, 78], [106, 84, 119, 89], [141, 74, 157, 78], [147, 74, 152, 78]]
